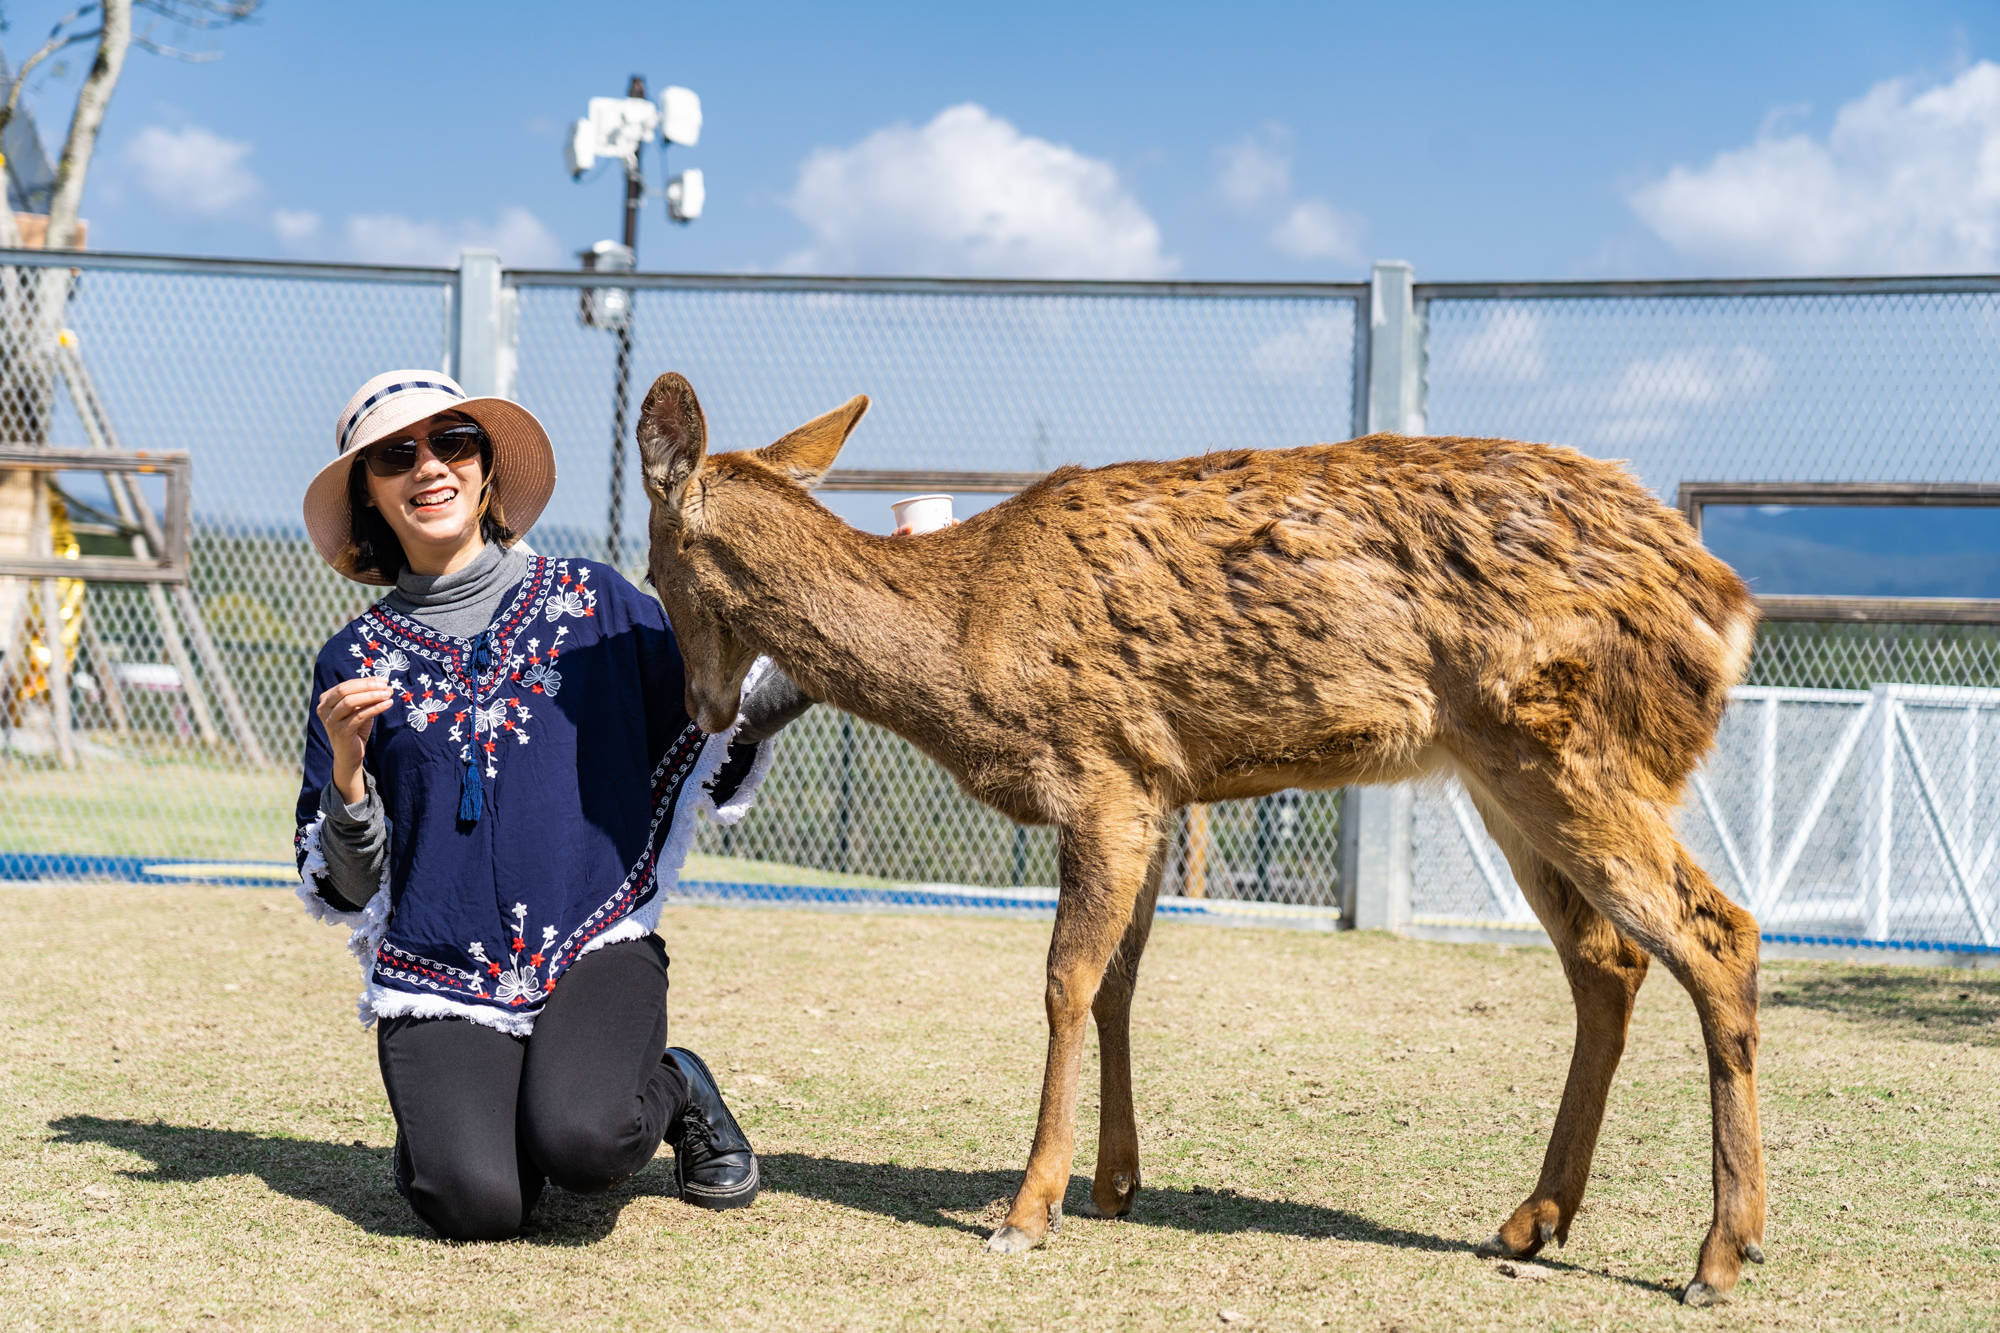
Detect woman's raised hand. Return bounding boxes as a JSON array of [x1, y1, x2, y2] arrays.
[[317, 677, 395, 806]]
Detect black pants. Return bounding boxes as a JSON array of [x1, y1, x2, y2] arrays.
[[376, 935, 690, 1240]]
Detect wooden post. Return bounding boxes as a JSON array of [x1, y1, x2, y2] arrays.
[[28, 476, 75, 767], [1183, 803, 1211, 899]]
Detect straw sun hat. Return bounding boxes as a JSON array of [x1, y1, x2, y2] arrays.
[[305, 370, 557, 585]]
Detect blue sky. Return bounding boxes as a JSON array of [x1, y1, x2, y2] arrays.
[[8, 0, 2000, 280], [12, 1, 2000, 583]]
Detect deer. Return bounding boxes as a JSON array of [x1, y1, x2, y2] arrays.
[[636, 371, 1767, 1307]]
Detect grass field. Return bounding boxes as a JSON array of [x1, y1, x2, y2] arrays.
[[3, 883, 1998, 1331]]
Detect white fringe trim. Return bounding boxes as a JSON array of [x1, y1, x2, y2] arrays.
[[295, 810, 398, 1027], [300, 657, 780, 1040], [709, 655, 780, 827], [360, 986, 539, 1036]]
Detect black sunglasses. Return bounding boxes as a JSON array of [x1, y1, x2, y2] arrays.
[[361, 422, 489, 477]]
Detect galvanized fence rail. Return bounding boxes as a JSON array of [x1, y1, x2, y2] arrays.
[[0, 247, 1995, 957]]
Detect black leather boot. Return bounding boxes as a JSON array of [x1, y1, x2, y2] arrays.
[[665, 1047, 759, 1209]]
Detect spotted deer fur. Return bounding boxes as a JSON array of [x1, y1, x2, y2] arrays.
[[637, 372, 1767, 1306]]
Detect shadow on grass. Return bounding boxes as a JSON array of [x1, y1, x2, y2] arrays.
[[757, 1151, 1680, 1296], [46, 1115, 673, 1245], [1767, 968, 2000, 1045], [42, 1118, 1683, 1295]]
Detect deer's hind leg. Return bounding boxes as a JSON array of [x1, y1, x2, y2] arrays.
[[1459, 783, 1651, 1261], [1479, 773, 1765, 1305], [1076, 830, 1169, 1222], [987, 791, 1168, 1254]]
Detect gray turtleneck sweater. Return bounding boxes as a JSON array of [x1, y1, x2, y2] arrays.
[[316, 540, 813, 907]]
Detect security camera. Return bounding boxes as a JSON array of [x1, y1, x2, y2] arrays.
[[588, 96, 660, 165], [660, 86, 702, 147], [566, 118, 596, 178], [666, 169, 705, 223]]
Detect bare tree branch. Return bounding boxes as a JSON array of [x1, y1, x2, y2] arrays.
[[123, 0, 258, 64], [131, 33, 220, 60], [0, 6, 101, 142], [44, 0, 129, 250], [134, 0, 259, 29]]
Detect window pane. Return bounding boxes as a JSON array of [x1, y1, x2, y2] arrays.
[[1700, 504, 2000, 599]]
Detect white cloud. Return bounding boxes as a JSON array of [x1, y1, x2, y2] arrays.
[[122, 124, 259, 218], [337, 207, 566, 268], [1630, 61, 2000, 273], [1439, 308, 1546, 383], [1269, 199, 1363, 262], [1608, 345, 1775, 411], [1210, 122, 1364, 266], [271, 208, 320, 244], [781, 103, 1174, 278], [1214, 126, 1292, 212], [1249, 314, 1350, 385], [1584, 344, 1778, 450]]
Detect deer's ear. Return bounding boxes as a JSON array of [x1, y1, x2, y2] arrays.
[[756, 394, 869, 488], [637, 372, 708, 507]]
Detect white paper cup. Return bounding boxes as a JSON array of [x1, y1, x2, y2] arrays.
[[891, 493, 954, 534]]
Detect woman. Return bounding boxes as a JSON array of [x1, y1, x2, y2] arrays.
[[293, 370, 807, 1241]]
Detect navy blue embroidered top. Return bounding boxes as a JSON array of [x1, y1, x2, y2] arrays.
[[293, 555, 744, 1035]]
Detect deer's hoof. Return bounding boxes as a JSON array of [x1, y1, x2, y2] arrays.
[[1474, 1233, 1515, 1259], [1080, 1170, 1137, 1219], [1682, 1281, 1721, 1308], [985, 1225, 1044, 1254]]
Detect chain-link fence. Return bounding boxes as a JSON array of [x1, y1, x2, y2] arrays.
[[1412, 284, 2000, 953], [1, 252, 452, 867], [507, 272, 1362, 905], [0, 252, 1361, 914], [2, 254, 1996, 949]]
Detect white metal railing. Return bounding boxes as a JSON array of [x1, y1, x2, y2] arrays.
[[1415, 684, 2000, 948]]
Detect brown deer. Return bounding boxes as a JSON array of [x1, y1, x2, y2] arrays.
[[637, 371, 1767, 1307]]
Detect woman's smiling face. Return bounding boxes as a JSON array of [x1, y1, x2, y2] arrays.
[[362, 410, 489, 568]]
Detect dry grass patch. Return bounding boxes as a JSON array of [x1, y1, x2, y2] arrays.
[[2, 883, 1997, 1331]]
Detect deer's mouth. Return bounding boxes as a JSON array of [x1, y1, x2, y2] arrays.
[[687, 685, 741, 735]]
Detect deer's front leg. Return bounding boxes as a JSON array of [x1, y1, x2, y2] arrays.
[[987, 802, 1165, 1254], [1078, 837, 1166, 1221]]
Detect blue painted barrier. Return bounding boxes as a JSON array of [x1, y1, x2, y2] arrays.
[[4, 852, 1995, 952]]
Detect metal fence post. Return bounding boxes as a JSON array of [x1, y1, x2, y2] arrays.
[[1338, 260, 1423, 930], [453, 249, 516, 400], [1340, 786, 1414, 930]]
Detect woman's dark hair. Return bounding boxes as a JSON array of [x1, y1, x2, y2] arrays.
[[339, 434, 518, 583]]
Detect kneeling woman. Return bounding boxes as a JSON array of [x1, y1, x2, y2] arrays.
[[292, 371, 806, 1240]]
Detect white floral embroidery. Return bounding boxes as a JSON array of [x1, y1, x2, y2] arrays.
[[467, 905, 556, 1009], [519, 660, 561, 696], [543, 562, 597, 621]]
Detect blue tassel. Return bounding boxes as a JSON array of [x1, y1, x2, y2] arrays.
[[458, 630, 494, 826]]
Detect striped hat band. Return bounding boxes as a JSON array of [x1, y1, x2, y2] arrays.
[[337, 377, 468, 455]]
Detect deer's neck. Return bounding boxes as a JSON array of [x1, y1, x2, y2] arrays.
[[701, 495, 963, 725]]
